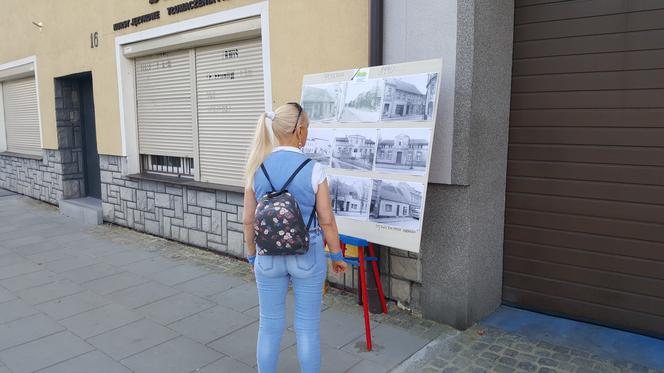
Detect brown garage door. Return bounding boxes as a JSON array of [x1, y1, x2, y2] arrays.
[[503, 0, 664, 338]]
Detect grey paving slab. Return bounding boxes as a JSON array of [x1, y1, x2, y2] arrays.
[[346, 359, 390, 373], [208, 281, 259, 312], [0, 299, 40, 324], [87, 319, 179, 360], [36, 350, 132, 373], [59, 303, 143, 339], [341, 323, 430, 369], [0, 252, 27, 268], [208, 322, 296, 367], [0, 261, 44, 280], [0, 313, 65, 351], [174, 272, 245, 298], [35, 290, 111, 320], [120, 255, 183, 276], [9, 240, 65, 256], [0, 286, 16, 303], [107, 281, 180, 309], [277, 342, 362, 373], [135, 292, 215, 325], [3, 235, 46, 250], [148, 263, 211, 286], [0, 270, 58, 292], [120, 336, 222, 373], [26, 247, 82, 264], [318, 308, 367, 349], [17, 279, 84, 305], [0, 331, 94, 373], [168, 305, 257, 344], [82, 271, 149, 295], [78, 242, 134, 258], [197, 357, 256, 373], [99, 250, 158, 266], [59, 263, 122, 284], [44, 255, 100, 273]]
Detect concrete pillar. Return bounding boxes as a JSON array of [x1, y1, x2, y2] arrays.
[[383, 0, 515, 328]]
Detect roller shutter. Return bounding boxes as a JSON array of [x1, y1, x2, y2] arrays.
[[504, 0, 664, 338], [2, 77, 41, 156], [135, 49, 194, 158], [195, 38, 265, 187]]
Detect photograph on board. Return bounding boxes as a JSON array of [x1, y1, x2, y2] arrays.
[[328, 175, 372, 220], [381, 72, 438, 121], [303, 128, 333, 166], [369, 179, 424, 230], [339, 79, 384, 122], [375, 128, 431, 176], [301, 82, 344, 122], [330, 128, 377, 171]]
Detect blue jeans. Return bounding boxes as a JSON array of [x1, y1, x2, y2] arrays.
[[253, 229, 327, 373]]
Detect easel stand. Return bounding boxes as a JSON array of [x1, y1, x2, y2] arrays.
[[327, 234, 388, 352]]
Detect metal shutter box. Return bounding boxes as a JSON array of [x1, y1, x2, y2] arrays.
[[504, 0, 664, 338], [135, 49, 194, 158], [2, 77, 41, 156], [196, 38, 265, 187]]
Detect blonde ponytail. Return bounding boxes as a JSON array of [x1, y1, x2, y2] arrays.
[[245, 112, 274, 189], [245, 104, 308, 189]]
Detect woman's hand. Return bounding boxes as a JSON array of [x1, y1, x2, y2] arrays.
[[332, 259, 348, 274]]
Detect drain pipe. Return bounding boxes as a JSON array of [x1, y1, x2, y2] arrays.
[[369, 0, 383, 66], [360, 0, 385, 315]]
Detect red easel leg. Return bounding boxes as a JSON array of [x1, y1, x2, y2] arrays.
[[359, 246, 372, 351], [368, 243, 388, 314]]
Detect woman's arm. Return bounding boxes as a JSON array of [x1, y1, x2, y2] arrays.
[[315, 180, 341, 254], [243, 188, 257, 257]]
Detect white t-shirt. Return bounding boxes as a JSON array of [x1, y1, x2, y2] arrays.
[[253, 146, 327, 193]]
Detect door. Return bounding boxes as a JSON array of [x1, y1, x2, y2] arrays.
[[396, 151, 402, 164], [80, 75, 101, 199], [504, 0, 664, 338]]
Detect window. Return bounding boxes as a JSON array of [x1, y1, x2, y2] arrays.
[[1, 76, 41, 156], [133, 36, 265, 185], [385, 203, 392, 212]]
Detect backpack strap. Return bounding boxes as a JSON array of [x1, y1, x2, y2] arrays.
[[306, 201, 317, 230], [279, 158, 312, 193], [260, 164, 276, 192]]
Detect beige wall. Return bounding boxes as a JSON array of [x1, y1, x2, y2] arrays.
[[0, 0, 368, 155]]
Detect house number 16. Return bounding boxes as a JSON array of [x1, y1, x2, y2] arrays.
[[90, 32, 99, 48]]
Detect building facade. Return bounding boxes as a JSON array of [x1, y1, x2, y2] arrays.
[[376, 133, 428, 169], [332, 135, 375, 161], [301, 86, 336, 121], [382, 78, 426, 119], [2, 0, 663, 338]]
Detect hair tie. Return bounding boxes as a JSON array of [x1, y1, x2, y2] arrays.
[[265, 111, 276, 141]]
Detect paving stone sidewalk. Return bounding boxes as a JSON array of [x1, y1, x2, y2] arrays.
[[0, 193, 444, 373], [1, 192, 662, 373], [393, 325, 664, 373]]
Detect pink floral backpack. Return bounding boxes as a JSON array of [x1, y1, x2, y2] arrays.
[[254, 159, 316, 255]]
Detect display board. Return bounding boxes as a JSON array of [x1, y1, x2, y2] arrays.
[[300, 59, 442, 252]]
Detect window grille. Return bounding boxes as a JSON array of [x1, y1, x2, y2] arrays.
[[141, 154, 194, 178]]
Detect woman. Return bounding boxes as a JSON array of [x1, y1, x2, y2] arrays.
[[243, 103, 349, 373]]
